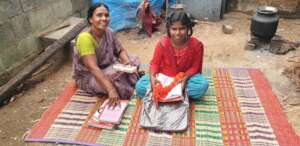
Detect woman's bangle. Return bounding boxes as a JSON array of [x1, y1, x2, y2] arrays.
[[124, 61, 130, 65], [107, 88, 115, 93]]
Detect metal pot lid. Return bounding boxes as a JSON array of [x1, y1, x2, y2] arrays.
[[257, 6, 278, 15]]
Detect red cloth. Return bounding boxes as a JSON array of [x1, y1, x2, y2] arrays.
[[150, 36, 204, 77], [153, 72, 186, 103]]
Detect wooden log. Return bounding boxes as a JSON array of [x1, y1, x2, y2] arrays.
[[0, 20, 88, 104]]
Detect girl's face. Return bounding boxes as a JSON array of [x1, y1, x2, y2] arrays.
[[169, 21, 188, 43], [89, 6, 110, 30]]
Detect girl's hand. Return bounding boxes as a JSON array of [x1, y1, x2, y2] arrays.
[[151, 77, 161, 88]]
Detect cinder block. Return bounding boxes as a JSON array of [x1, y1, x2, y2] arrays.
[[17, 35, 41, 55], [0, 59, 8, 85], [10, 14, 32, 39], [20, 0, 53, 12], [0, 35, 40, 71], [0, 21, 17, 49], [0, 59, 4, 72], [0, 0, 22, 20], [0, 45, 22, 70], [20, 0, 37, 12], [0, 44, 38, 86], [71, 0, 90, 15], [51, 0, 73, 20], [71, 0, 85, 12], [0, 70, 9, 86], [27, 5, 55, 32]]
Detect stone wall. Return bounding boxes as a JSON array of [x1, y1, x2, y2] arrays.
[[227, 0, 300, 14], [0, 0, 90, 86]]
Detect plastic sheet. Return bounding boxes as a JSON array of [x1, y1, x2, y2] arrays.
[[91, 0, 176, 31]]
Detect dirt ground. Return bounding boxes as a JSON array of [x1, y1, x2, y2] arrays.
[[0, 12, 299, 146]]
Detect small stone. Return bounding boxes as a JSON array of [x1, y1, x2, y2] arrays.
[[287, 92, 300, 106], [245, 43, 256, 50], [37, 98, 45, 103], [9, 96, 16, 103], [222, 24, 234, 34]]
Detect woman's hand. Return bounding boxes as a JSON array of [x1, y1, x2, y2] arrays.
[[107, 89, 120, 108]]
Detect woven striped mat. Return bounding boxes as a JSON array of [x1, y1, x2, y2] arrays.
[[25, 68, 300, 146]]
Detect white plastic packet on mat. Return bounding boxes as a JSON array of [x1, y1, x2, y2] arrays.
[[113, 63, 137, 73]]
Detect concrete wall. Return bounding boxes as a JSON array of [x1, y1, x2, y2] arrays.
[[0, 0, 90, 86], [183, 0, 223, 21], [227, 0, 300, 14]]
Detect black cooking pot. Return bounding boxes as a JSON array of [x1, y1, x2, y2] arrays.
[[251, 6, 279, 40]]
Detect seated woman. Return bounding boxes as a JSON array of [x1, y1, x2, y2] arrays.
[[136, 0, 162, 37], [73, 3, 140, 107], [136, 11, 208, 100]]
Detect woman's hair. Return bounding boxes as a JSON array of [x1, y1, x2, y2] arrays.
[[87, 3, 110, 24], [166, 11, 195, 38]]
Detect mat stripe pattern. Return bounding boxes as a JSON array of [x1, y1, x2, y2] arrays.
[[25, 69, 300, 146]]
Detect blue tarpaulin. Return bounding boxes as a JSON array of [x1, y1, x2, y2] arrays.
[[91, 0, 176, 31]]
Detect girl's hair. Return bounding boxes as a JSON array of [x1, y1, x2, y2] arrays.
[[87, 3, 110, 24], [166, 11, 195, 38]]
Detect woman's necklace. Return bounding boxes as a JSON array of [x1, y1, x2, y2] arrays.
[[90, 30, 103, 45]]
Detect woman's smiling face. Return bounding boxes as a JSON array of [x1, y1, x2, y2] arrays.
[[89, 6, 110, 30]]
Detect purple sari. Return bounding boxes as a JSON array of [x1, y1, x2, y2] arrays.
[[72, 28, 140, 99]]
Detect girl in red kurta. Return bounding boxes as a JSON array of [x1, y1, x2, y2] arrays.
[[136, 11, 208, 100]]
